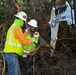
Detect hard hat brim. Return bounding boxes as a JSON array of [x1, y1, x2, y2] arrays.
[[28, 22, 38, 28], [15, 15, 26, 22]]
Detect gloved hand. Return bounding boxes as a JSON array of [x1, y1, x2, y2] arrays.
[[23, 50, 30, 54], [31, 38, 34, 42], [45, 44, 50, 47], [25, 27, 29, 33], [45, 44, 54, 49], [34, 32, 39, 38]]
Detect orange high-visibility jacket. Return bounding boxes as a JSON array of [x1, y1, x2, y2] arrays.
[[14, 26, 32, 45]]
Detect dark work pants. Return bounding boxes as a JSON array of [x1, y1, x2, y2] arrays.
[[19, 56, 33, 75]]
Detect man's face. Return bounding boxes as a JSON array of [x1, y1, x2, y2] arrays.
[[30, 26, 36, 32]]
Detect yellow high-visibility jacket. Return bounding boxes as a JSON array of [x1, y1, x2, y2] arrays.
[[3, 25, 23, 56], [23, 35, 38, 51]]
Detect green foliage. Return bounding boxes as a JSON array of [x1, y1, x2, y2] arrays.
[[17, 0, 24, 5], [0, 3, 6, 23]]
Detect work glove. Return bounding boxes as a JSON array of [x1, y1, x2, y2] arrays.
[[45, 44, 54, 49], [34, 32, 39, 38], [23, 50, 30, 54], [25, 27, 29, 33], [31, 38, 34, 43]]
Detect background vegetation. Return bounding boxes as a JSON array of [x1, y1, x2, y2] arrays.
[[0, 0, 76, 75]]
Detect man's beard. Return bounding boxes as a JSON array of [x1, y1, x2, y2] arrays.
[[30, 29, 35, 33]]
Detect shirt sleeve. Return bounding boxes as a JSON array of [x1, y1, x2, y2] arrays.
[[39, 35, 47, 45], [13, 26, 32, 45]]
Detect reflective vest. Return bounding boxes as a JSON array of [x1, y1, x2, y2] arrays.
[[3, 25, 23, 56], [23, 35, 38, 51]]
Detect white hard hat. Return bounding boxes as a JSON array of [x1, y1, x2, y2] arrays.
[[28, 19, 38, 28], [15, 11, 27, 22]]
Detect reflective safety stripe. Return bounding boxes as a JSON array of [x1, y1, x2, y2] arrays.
[[5, 42, 22, 47], [9, 26, 16, 42], [6, 25, 22, 47]]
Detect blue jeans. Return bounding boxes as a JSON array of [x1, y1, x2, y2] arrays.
[[4, 53, 21, 75], [20, 56, 33, 75]]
